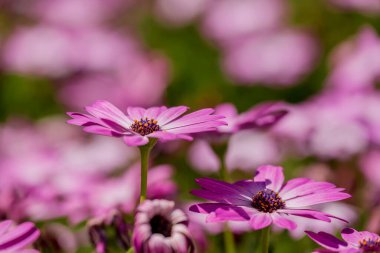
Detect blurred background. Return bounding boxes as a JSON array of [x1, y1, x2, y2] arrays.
[[0, 0, 380, 252]]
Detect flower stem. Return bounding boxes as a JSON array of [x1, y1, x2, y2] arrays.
[[138, 139, 157, 204], [223, 224, 236, 253], [126, 247, 134, 253], [260, 226, 271, 253]]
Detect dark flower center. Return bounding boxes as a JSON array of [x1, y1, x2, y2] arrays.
[[130, 118, 160, 136], [251, 189, 285, 213], [149, 215, 172, 237], [359, 238, 380, 252]]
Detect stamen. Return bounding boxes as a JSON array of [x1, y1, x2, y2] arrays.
[[251, 189, 285, 213], [130, 118, 160, 136], [359, 238, 380, 252], [149, 215, 172, 237]]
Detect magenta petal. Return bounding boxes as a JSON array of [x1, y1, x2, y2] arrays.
[[279, 178, 311, 196], [249, 213, 272, 230], [233, 180, 266, 196], [271, 213, 297, 230], [189, 203, 251, 221], [341, 228, 362, 246], [254, 165, 284, 192], [0, 221, 12, 237], [280, 181, 337, 200], [83, 125, 124, 137], [147, 131, 178, 141], [191, 189, 250, 206], [305, 231, 348, 251], [195, 178, 250, 201], [123, 135, 149, 146]]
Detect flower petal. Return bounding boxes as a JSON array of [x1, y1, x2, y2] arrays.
[[123, 135, 149, 146], [189, 203, 251, 221], [156, 106, 189, 126], [340, 228, 363, 247], [249, 213, 272, 230], [127, 107, 146, 120], [0, 222, 40, 251], [271, 213, 297, 230], [285, 192, 351, 207], [254, 165, 284, 192], [305, 231, 348, 251]]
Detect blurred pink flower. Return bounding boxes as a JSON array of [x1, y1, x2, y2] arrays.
[[360, 150, 380, 189], [32, 0, 126, 28], [202, 0, 286, 44], [3, 25, 142, 77], [327, 26, 380, 92], [328, 0, 380, 13], [59, 53, 169, 109], [223, 30, 318, 86], [225, 130, 281, 172], [154, 0, 210, 26]]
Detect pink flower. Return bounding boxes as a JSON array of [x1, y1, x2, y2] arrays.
[[0, 220, 40, 252], [306, 228, 380, 252], [202, 0, 285, 44], [67, 100, 226, 146], [222, 29, 318, 86], [327, 26, 380, 92], [190, 165, 350, 231], [132, 199, 194, 253]]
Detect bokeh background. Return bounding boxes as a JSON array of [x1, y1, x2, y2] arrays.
[[0, 0, 380, 252]]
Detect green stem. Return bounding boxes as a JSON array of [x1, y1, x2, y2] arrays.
[[260, 226, 271, 253], [138, 139, 157, 204], [223, 225, 237, 253], [126, 247, 134, 253]]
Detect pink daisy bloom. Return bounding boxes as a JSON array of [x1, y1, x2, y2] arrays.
[[189, 165, 350, 231], [306, 228, 380, 253], [67, 100, 226, 146], [0, 220, 40, 252]]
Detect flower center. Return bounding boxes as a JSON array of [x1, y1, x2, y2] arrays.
[[130, 118, 160, 136], [359, 238, 380, 252], [251, 189, 285, 213], [149, 215, 172, 237]]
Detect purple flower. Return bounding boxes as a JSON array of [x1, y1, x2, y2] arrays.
[[132, 199, 194, 253], [0, 220, 40, 252], [190, 165, 350, 231], [67, 100, 226, 146], [306, 228, 380, 252]]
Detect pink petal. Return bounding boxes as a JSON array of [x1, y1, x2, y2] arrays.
[[277, 209, 331, 222], [340, 228, 363, 246], [83, 125, 124, 137], [147, 131, 178, 141], [189, 203, 251, 221], [144, 106, 166, 119], [0, 221, 12, 237], [127, 107, 146, 120], [280, 181, 337, 200], [254, 165, 284, 192], [123, 135, 149, 146], [85, 100, 132, 128], [0, 222, 40, 251], [156, 106, 189, 125], [271, 213, 297, 230], [249, 213, 272, 230], [278, 178, 311, 196], [285, 192, 351, 207]]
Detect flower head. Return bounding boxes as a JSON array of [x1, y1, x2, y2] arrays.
[[190, 165, 350, 231], [132, 199, 194, 253], [67, 100, 226, 146], [306, 228, 380, 252], [0, 220, 40, 252]]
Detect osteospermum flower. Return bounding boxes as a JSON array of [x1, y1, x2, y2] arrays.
[[189, 165, 350, 230], [67, 100, 226, 146], [132, 199, 194, 253], [306, 228, 380, 253], [0, 220, 40, 252]]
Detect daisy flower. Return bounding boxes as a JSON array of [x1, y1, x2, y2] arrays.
[[67, 100, 226, 147], [189, 165, 350, 230], [132, 199, 194, 253], [0, 220, 40, 252], [306, 228, 380, 252]]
